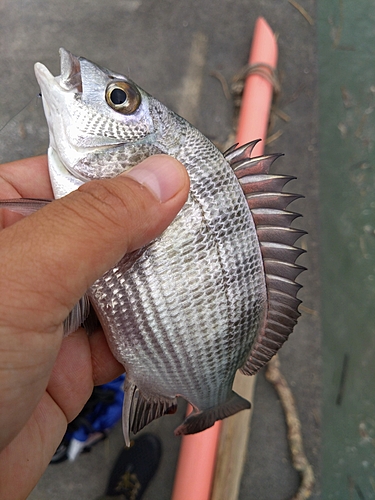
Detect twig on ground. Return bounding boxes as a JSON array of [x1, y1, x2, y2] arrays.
[[288, 0, 314, 26], [265, 355, 315, 500]]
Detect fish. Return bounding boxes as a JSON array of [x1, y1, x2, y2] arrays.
[[0, 49, 305, 446]]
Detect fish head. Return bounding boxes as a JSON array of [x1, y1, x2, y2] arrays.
[[35, 48, 162, 198]]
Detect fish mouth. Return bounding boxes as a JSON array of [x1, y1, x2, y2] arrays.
[[34, 48, 82, 94]]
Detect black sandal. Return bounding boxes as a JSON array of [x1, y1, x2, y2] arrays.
[[97, 433, 162, 500]]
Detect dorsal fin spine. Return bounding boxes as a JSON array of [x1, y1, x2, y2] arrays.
[[232, 153, 283, 176], [223, 139, 261, 162]]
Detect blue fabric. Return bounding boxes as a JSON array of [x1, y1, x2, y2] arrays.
[[67, 374, 125, 443]]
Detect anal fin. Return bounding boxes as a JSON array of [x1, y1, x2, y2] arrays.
[[174, 391, 251, 436], [122, 379, 177, 447]]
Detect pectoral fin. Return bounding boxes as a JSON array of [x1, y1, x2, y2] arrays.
[[63, 295, 90, 336], [0, 198, 52, 214]]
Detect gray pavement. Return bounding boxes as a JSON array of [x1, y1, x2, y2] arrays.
[[0, 1, 320, 498]]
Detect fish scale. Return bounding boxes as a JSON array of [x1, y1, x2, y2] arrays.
[[90, 178, 254, 400], [116, 260, 191, 379], [0, 49, 305, 445]]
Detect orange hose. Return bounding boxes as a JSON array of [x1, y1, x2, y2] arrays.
[[171, 17, 278, 500], [236, 16, 278, 154], [171, 406, 221, 500]]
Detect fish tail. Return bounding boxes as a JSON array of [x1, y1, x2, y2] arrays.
[[174, 391, 251, 436], [122, 379, 177, 447]]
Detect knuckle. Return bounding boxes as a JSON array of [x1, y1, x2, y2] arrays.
[[76, 179, 139, 231]]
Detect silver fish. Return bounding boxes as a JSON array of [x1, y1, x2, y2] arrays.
[[1, 49, 305, 445]]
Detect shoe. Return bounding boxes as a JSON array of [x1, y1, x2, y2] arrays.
[[97, 433, 162, 500]]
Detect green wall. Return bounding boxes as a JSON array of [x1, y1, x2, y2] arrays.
[[319, 1, 375, 497]]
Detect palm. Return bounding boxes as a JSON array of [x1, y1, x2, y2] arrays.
[[0, 156, 123, 498]]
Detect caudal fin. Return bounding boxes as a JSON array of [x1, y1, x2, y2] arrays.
[[174, 391, 251, 436]]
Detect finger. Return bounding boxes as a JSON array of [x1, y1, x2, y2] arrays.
[[0, 330, 125, 498], [89, 329, 124, 386], [0, 155, 52, 199], [0, 156, 52, 229], [0, 391, 67, 500], [47, 328, 123, 423], [46, 329, 94, 422]]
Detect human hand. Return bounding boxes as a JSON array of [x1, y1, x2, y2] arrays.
[[0, 155, 189, 499]]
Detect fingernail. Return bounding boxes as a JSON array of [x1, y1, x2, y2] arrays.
[[122, 155, 187, 203]]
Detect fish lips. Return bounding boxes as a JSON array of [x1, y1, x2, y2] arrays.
[[34, 48, 82, 97], [34, 55, 79, 131]]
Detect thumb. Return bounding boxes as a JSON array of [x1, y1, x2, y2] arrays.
[[0, 154, 189, 334]]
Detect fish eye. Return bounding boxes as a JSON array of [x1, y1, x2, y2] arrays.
[[105, 81, 141, 114]]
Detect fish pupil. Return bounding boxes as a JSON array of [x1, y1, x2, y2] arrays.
[[110, 88, 127, 105]]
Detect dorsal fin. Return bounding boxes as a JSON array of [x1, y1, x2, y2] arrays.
[[233, 153, 283, 176], [226, 143, 306, 376], [223, 139, 260, 163]]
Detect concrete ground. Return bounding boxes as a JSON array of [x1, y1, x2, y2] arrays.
[[0, 1, 320, 499]]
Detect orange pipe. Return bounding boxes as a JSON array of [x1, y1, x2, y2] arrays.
[[171, 17, 278, 500], [171, 406, 221, 500], [236, 16, 278, 154]]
